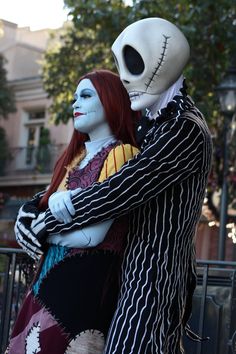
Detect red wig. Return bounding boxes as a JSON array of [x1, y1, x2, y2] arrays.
[[39, 69, 140, 209]]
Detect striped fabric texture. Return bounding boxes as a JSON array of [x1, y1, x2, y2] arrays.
[[98, 144, 139, 182], [44, 94, 212, 354]]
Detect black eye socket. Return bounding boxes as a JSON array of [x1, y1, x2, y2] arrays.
[[124, 45, 145, 75]]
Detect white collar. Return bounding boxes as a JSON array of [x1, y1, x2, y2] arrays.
[[84, 135, 116, 157], [146, 75, 184, 120]]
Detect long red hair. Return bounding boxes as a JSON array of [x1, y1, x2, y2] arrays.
[[39, 69, 140, 209]]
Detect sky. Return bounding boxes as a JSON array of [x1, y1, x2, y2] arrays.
[[0, 0, 69, 30]]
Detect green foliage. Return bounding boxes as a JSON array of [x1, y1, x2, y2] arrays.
[[128, 0, 236, 124], [42, 0, 236, 126], [0, 54, 16, 119], [0, 126, 11, 175], [36, 127, 52, 173], [42, 0, 131, 124], [42, 0, 236, 218], [39, 127, 51, 146]]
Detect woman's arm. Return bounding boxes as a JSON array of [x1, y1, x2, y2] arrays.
[[47, 219, 113, 248], [17, 144, 139, 252], [47, 144, 138, 247], [44, 115, 211, 234]]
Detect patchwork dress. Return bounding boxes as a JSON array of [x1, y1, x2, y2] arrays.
[[43, 93, 213, 353], [7, 142, 138, 354]]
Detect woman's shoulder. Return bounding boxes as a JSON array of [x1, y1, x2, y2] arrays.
[[110, 143, 139, 162], [98, 143, 139, 182]]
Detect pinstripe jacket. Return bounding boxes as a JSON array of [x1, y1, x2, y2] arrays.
[[44, 93, 212, 353]]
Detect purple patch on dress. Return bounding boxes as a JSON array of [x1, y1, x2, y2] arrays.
[[67, 143, 117, 190], [38, 324, 69, 353], [8, 291, 69, 354], [10, 291, 41, 338]]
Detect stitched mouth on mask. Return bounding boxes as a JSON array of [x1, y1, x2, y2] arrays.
[[129, 92, 144, 101]]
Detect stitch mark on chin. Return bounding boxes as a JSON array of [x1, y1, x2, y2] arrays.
[[145, 34, 170, 91]]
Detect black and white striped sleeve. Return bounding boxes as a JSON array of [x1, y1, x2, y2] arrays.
[[45, 116, 211, 234]]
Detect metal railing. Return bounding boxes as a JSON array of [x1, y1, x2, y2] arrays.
[[184, 260, 236, 354], [0, 249, 235, 354], [0, 248, 34, 353]]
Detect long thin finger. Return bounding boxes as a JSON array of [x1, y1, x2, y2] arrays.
[[17, 231, 43, 255], [65, 198, 75, 216], [54, 203, 70, 223], [21, 245, 41, 261], [60, 205, 72, 223], [18, 210, 36, 219], [19, 239, 43, 257], [17, 237, 43, 258], [19, 237, 43, 255], [18, 222, 41, 247], [50, 205, 64, 223]]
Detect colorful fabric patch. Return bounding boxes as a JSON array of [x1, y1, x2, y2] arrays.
[[33, 245, 68, 295], [37, 252, 120, 337], [8, 292, 69, 354], [25, 322, 41, 353], [65, 330, 105, 354], [67, 142, 118, 190]]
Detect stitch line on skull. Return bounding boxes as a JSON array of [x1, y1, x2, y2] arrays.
[[145, 35, 170, 91]]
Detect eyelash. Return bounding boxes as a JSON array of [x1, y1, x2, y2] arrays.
[[72, 93, 91, 105], [80, 93, 91, 99]]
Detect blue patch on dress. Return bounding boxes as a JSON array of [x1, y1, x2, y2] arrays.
[[33, 245, 68, 295]]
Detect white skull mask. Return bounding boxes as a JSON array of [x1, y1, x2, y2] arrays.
[[112, 18, 190, 111]]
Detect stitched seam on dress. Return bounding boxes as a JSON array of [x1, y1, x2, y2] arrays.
[[34, 295, 71, 341], [65, 329, 105, 352], [33, 246, 68, 295]]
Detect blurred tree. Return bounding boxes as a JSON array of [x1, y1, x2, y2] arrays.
[[42, 0, 236, 125], [0, 126, 11, 175], [36, 127, 52, 173], [42, 0, 130, 124], [0, 54, 15, 175], [42, 0, 236, 220], [0, 54, 16, 119]]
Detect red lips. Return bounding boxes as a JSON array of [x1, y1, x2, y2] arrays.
[[74, 112, 85, 117]]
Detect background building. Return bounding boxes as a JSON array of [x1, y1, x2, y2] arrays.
[[0, 19, 235, 261], [0, 19, 73, 246]]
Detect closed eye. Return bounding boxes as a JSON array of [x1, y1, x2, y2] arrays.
[[80, 88, 94, 99], [80, 93, 92, 99]]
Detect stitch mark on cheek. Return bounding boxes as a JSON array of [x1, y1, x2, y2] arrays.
[[145, 34, 170, 91]]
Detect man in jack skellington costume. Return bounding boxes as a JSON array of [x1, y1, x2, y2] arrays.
[[18, 18, 212, 353]]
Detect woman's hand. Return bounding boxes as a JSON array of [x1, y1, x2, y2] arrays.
[[48, 190, 76, 224]]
